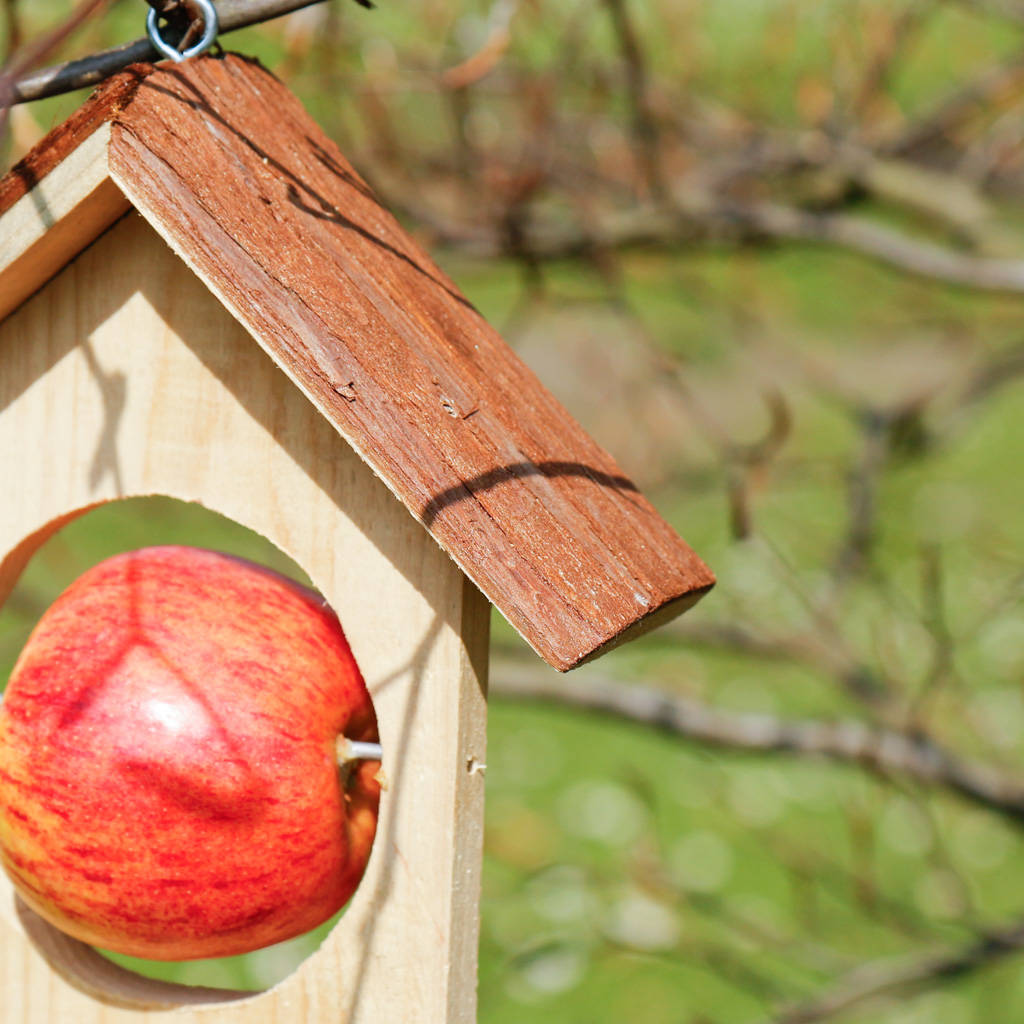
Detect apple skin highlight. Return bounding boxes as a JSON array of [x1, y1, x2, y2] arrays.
[[0, 546, 380, 960]]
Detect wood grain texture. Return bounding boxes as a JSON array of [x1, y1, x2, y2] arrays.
[[0, 212, 489, 1022], [0, 53, 713, 670], [106, 54, 714, 670]]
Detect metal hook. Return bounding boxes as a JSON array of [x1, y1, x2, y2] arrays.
[[146, 0, 220, 64]]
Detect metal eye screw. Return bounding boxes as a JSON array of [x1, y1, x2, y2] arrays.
[[147, 0, 220, 64]]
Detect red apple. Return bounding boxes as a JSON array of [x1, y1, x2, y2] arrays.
[[0, 546, 380, 960]]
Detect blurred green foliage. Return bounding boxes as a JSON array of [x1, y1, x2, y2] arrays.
[[3, 2, 1024, 1022]]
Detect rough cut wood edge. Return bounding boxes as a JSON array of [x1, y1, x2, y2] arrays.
[[0, 65, 153, 315], [0, 66, 151, 218], [0, 54, 715, 671], [0, 212, 490, 1022], [0, 126, 129, 322], [571, 587, 710, 668]]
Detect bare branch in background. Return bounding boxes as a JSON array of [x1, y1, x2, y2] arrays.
[[889, 52, 1024, 157], [0, 0, 108, 83], [909, 544, 958, 722], [830, 395, 933, 585], [0, 0, 109, 137], [851, 6, 932, 124], [601, 0, 664, 198], [441, 0, 515, 90], [949, 0, 1024, 26], [490, 664, 1024, 827], [404, 187, 1024, 295], [721, 389, 792, 540], [669, 619, 890, 704], [954, 338, 1024, 409], [767, 917, 1024, 1023], [700, 199, 1024, 294], [2, 0, 23, 62]]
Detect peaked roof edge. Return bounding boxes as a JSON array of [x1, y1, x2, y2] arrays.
[[0, 66, 154, 321], [0, 55, 714, 671]]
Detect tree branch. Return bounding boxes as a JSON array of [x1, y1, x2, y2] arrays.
[[2, 0, 24, 62], [668, 620, 890, 705], [948, 0, 1024, 27], [889, 51, 1024, 157], [0, 0, 109, 101], [417, 190, 1024, 295], [490, 663, 1024, 827], [601, 0, 664, 198], [5, 0, 362, 104], [712, 198, 1024, 294], [766, 918, 1024, 1023]]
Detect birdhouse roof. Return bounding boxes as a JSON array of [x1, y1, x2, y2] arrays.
[[0, 54, 713, 671]]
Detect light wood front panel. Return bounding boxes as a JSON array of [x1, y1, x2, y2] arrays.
[[0, 212, 489, 1023]]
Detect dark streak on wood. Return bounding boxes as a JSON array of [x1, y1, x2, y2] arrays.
[[1, 53, 714, 670]]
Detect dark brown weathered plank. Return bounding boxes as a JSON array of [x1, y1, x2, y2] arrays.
[[1, 54, 714, 669]]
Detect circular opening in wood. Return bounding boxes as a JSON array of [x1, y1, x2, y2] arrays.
[[0, 496, 381, 1008]]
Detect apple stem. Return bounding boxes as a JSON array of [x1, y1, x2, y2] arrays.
[[337, 737, 383, 763]]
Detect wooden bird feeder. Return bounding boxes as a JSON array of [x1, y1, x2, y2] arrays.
[[0, 54, 713, 1024]]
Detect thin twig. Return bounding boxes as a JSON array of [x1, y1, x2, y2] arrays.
[[833, 407, 892, 583], [766, 918, 1024, 1023], [889, 51, 1024, 156], [602, 0, 664, 198], [851, 5, 931, 123], [948, 0, 1024, 26], [955, 340, 1024, 410], [142, 0, 186, 14], [143, 0, 205, 52], [669, 619, 888, 701], [6, 0, 370, 105], [0, 0, 110, 141], [909, 544, 957, 721], [2, 0, 23, 62]]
